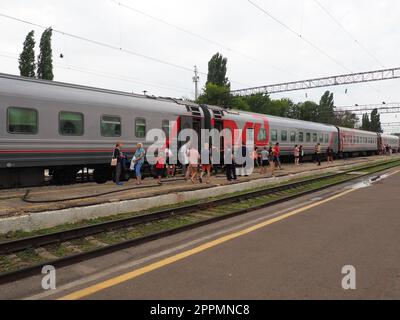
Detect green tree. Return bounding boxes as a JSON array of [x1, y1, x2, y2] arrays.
[[198, 53, 231, 107], [335, 111, 359, 128], [197, 83, 231, 108], [230, 96, 250, 111], [360, 113, 371, 131], [267, 98, 293, 117], [37, 27, 54, 80], [243, 93, 271, 114], [370, 108, 383, 133], [19, 30, 36, 78], [207, 53, 230, 87], [318, 91, 335, 124], [293, 101, 320, 122]]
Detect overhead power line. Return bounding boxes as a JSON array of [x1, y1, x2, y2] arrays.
[[247, 0, 352, 73], [336, 102, 400, 115], [312, 0, 385, 68], [110, 0, 301, 79], [0, 12, 197, 73], [231, 67, 400, 96], [381, 122, 400, 127], [0, 11, 254, 89], [0, 52, 193, 95]]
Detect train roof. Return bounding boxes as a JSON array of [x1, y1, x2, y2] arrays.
[[222, 107, 337, 131], [0, 72, 197, 113], [337, 126, 379, 136], [380, 133, 400, 139]]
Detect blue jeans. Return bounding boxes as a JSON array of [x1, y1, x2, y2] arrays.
[[135, 162, 143, 178]]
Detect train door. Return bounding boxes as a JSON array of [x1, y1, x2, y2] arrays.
[[180, 115, 202, 150]]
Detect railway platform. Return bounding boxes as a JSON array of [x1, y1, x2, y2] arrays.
[[74, 164, 400, 300], [0, 154, 398, 234]]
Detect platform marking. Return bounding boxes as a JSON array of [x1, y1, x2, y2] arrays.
[[59, 187, 359, 300], [26, 200, 311, 300]]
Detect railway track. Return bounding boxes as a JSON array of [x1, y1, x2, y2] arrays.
[[0, 159, 399, 284]]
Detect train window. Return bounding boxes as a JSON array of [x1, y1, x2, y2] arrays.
[[135, 118, 146, 138], [7, 107, 38, 134], [313, 133, 318, 142], [162, 120, 170, 138], [319, 133, 323, 143], [101, 115, 121, 137], [306, 133, 311, 142], [59, 112, 84, 136], [290, 131, 296, 142], [281, 130, 287, 141], [298, 132, 304, 142], [325, 134, 329, 143], [271, 129, 277, 142], [258, 128, 267, 141]]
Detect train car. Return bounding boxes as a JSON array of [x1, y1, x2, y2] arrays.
[[379, 133, 400, 153], [221, 109, 338, 156], [0, 73, 201, 187], [337, 127, 378, 155]]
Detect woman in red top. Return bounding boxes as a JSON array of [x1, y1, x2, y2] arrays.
[[274, 143, 282, 170], [155, 150, 165, 185]]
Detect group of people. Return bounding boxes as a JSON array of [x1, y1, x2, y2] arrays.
[[382, 144, 393, 156], [111, 140, 335, 186], [112, 142, 146, 186], [179, 139, 214, 184], [252, 143, 282, 176]]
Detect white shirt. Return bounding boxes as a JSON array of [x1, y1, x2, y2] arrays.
[[179, 143, 189, 165], [165, 148, 173, 157]]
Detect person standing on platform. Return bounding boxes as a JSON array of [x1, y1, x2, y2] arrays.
[[112, 142, 126, 186], [269, 145, 275, 177], [155, 150, 165, 185], [253, 147, 260, 168], [132, 143, 146, 185], [165, 146, 175, 177], [180, 138, 190, 180], [260, 146, 269, 175], [327, 147, 334, 163], [225, 145, 237, 181], [299, 145, 304, 165], [274, 143, 282, 170], [187, 145, 200, 183], [316, 143, 322, 166], [294, 145, 300, 166], [200, 143, 212, 184]]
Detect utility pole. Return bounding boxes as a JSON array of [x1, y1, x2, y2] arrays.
[[193, 65, 200, 100]]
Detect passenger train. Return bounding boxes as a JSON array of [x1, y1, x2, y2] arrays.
[[0, 73, 399, 188]]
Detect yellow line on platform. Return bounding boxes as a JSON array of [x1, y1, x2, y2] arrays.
[[59, 186, 360, 300]]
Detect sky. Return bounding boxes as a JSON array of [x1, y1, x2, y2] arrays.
[[0, 0, 399, 132]]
